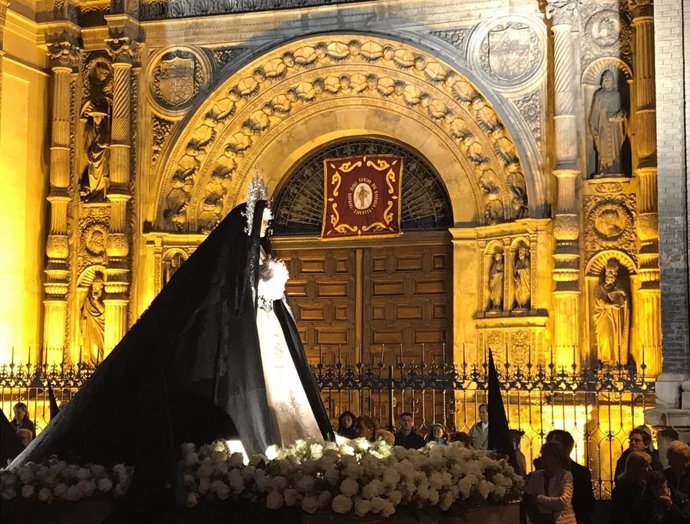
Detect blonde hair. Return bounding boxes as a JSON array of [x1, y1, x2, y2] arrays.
[[620, 451, 652, 484]]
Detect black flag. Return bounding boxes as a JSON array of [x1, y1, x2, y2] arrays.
[[487, 350, 519, 471], [48, 382, 60, 420]]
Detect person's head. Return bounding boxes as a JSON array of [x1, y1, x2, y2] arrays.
[[518, 246, 528, 260], [539, 441, 565, 473], [647, 470, 670, 497], [628, 428, 651, 452], [260, 207, 272, 238], [478, 404, 488, 424], [429, 423, 445, 441], [449, 431, 470, 447], [493, 253, 502, 262], [601, 69, 614, 90], [509, 429, 525, 451], [546, 429, 575, 457], [399, 412, 414, 433], [338, 411, 356, 431], [13, 402, 28, 422], [375, 429, 395, 445], [16, 428, 32, 447], [355, 416, 377, 440], [666, 440, 690, 473], [604, 259, 620, 287], [620, 450, 652, 484]]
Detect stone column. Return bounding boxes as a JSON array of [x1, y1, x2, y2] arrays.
[[629, 0, 661, 377], [44, 39, 80, 363], [546, 0, 582, 358], [103, 38, 136, 353]]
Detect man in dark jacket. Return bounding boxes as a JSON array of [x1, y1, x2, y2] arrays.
[[614, 427, 663, 482], [547, 429, 595, 524], [394, 412, 425, 449]]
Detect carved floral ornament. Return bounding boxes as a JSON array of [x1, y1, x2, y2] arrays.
[[155, 37, 530, 233]]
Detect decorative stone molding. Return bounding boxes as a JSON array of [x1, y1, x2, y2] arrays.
[[106, 37, 138, 65], [207, 46, 246, 71], [583, 185, 637, 264], [155, 36, 532, 233], [545, 0, 578, 26], [146, 46, 212, 116], [77, 206, 110, 273], [627, 0, 653, 19], [581, 4, 633, 70], [430, 28, 471, 57], [469, 17, 546, 92], [512, 90, 542, 145], [47, 40, 81, 71]]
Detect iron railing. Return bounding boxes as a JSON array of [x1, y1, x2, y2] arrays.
[[0, 357, 655, 499]]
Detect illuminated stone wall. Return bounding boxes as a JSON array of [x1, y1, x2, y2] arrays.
[[0, 0, 667, 381]]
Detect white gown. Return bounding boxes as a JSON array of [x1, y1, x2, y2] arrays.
[[256, 250, 322, 447]]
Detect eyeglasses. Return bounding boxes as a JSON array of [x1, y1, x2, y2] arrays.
[[630, 438, 644, 443]]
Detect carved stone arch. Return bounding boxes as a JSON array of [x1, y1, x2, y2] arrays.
[[509, 236, 530, 252], [582, 57, 633, 85], [585, 249, 637, 276], [151, 33, 541, 233], [77, 265, 108, 287], [485, 240, 505, 255]]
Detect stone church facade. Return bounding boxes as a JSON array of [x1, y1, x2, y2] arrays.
[[1, 0, 686, 408]]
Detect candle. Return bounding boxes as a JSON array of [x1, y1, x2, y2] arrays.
[[505, 343, 509, 367], [319, 345, 322, 363], [421, 343, 425, 364], [462, 343, 466, 366]]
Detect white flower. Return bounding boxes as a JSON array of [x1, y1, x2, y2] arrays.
[[2, 488, 17, 500], [228, 452, 244, 468], [18, 467, 35, 484], [271, 475, 288, 492], [317, 490, 333, 509], [184, 452, 199, 466], [309, 443, 324, 460], [228, 469, 245, 493], [338, 444, 355, 456], [439, 491, 455, 511], [88, 464, 107, 479], [354, 498, 372, 517], [98, 478, 113, 493], [332, 494, 353, 514], [477, 479, 493, 499], [265, 445, 279, 461], [370, 496, 387, 514], [241, 465, 256, 481], [186, 492, 199, 508], [284, 488, 300, 507], [258, 259, 289, 301], [21, 484, 35, 498], [296, 475, 314, 493], [388, 489, 403, 505], [324, 468, 340, 486], [362, 479, 384, 500], [381, 501, 396, 518], [382, 467, 401, 488], [266, 490, 284, 510], [199, 477, 211, 495], [427, 489, 440, 506], [53, 483, 68, 498], [212, 480, 230, 500], [38, 487, 53, 503], [64, 485, 82, 502], [301, 494, 319, 514], [340, 478, 359, 497], [493, 485, 507, 500], [77, 479, 96, 497]]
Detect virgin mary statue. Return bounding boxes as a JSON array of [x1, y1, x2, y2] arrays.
[[11, 176, 334, 521]]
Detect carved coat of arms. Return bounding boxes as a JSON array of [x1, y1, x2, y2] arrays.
[[487, 25, 532, 81], [159, 56, 195, 107]]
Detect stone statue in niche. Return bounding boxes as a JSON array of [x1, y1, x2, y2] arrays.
[[588, 70, 629, 177], [79, 97, 112, 201], [163, 252, 186, 286], [80, 272, 106, 365], [487, 252, 504, 311], [513, 245, 531, 310], [593, 259, 630, 365]]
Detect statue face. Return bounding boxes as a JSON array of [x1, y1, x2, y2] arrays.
[[602, 71, 614, 91], [494, 253, 502, 262], [518, 247, 527, 259], [604, 267, 617, 286], [260, 207, 273, 238]]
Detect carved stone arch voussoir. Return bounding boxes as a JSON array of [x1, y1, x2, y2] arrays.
[[582, 57, 633, 86], [153, 35, 533, 233], [585, 249, 637, 276], [77, 265, 108, 288]]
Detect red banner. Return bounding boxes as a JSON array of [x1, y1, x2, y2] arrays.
[[321, 155, 403, 240]]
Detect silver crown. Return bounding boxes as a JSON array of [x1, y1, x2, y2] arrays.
[[245, 173, 269, 234]]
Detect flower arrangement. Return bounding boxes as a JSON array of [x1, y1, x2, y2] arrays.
[[0, 458, 132, 504], [181, 438, 523, 519]]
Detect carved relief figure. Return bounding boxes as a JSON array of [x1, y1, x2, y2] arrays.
[[80, 272, 106, 365], [79, 95, 112, 201], [588, 70, 628, 177], [593, 259, 630, 365], [488, 252, 504, 311], [513, 246, 531, 310], [478, 170, 504, 224], [507, 171, 528, 219]]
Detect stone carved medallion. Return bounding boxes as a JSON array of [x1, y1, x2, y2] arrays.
[[584, 192, 637, 262], [148, 47, 211, 116], [587, 10, 621, 48], [582, 5, 632, 68], [471, 19, 544, 91]]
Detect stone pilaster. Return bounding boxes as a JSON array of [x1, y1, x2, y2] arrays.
[[44, 37, 80, 363], [103, 19, 138, 352], [546, 0, 582, 354], [629, 0, 661, 376]]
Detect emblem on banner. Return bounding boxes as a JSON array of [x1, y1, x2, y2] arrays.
[[159, 56, 195, 107], [322, 155, 403, 240]]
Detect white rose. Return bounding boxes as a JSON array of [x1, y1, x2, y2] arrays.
[[98, 478, 113, 493], [0, 470, 16, 487], [309, 443, 324, 460], [427, 489, 440, 506], [21, 484, 35, 499], [478, 479, 493, 499], [199, 478, 211, 495], [340, 478, 359, 497], [381, 501, 396, 518], [266, 490, 284, 510], [184, 452, 199, 466], [18, 467, 35, 484], [362, 479, 384, 500], [296, 475, 314, 493], [271, 475, 288, 492], [241, 465, 256, 481], [228, 452, 244, 468], [317, 490, 333, 509], [76, 467, 91, 481], [458, 477, 473, 499], [370, 496, 387, 514], [332, 494, 353, 514], [38, 487, 53, 503], [1, 488, 17, 500], [302, 460, 320, 475], [228, 469, 245, 493], [284, 488, 301, 507], [439, 491, 455, 511], [88, 464, 107, 479], [387, 489, 403, 505], [338, 444, 355, 456], [324, 468, 340, 486], [354, 498, 372, 517], [212, 440, 227, 453], [197, 460, 214, 479], [186, 492, 199, 508], [212, 462, 229, 476], [382, 467, 401, 488], [53, 483, 68, 498], [212, 480, 230, 500], [77, 479, 96, 497], [301, 494, 319, 514], [64, 485, 82, 502], [493, 485, 507, 500]]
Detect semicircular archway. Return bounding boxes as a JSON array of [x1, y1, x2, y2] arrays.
[[153, 34, 539, 233]]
